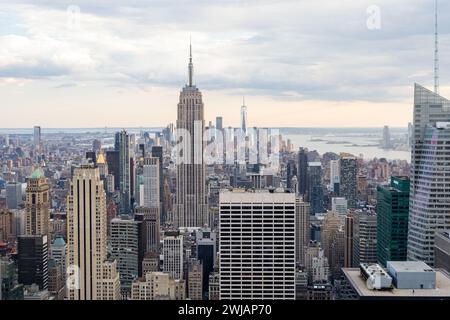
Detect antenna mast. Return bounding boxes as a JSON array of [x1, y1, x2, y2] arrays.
[[434, 0, 439, 94]]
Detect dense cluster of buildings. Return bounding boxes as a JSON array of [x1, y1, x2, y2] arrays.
[[0, 48, 449, 301]]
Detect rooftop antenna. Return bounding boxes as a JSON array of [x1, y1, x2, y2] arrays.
[[434, 0, 440, 94], [188, 36, 194, 87]]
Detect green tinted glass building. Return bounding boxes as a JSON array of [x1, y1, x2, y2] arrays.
[[377, 176, 410, 266]]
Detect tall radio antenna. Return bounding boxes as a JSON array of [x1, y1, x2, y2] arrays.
[[434, 0, 440, 94]]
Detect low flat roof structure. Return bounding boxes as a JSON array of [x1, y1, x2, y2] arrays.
[[342, 268, 450, 300], [387, 261, 434, 273]]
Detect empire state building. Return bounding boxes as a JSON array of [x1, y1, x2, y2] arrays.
[[174, 45, 209, 228]]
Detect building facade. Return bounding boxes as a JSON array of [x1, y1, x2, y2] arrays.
[[219, 190, 296, 300], [377, 176, 410, 266], [339, 154, 357, 209], [174, 45, 209, 228], [66, 165, 120, 300], [408, 84, 450, 265], [25, 169, 50, 237]]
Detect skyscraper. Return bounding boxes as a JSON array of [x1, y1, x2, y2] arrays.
[[151, 146, 165, 224], [307, 162, 324, 214], [106, 150, 120, 190], [296, 199, 310, 268], [407, 84, 450, 265], [344, 212, 354, 268], [382, 125, 391, 149], [353, 211, 377, 266], [321, 211, 344, 281], [33, 126, 41, 148], [6, 182, 22, 210], [25, 168, 50, 237], [196, 228, 216, 298], [135, 207, 160, 254], [377, 176, 410, 266], [215, 116, 223, 131], [321, 211, 342, 260], [187, 259, 203, 300], [219, 190, 296, 300], [66, 164, 120, 300], [115, 130, 131, 214], [18, 235, 48, 290], [163, 234, 184, 280], [110, 215, 139, 296], [329, 159, 340, 193], [143, 157, 160, 209], [339, 154, 357, 209], [297, 148, 308, 196], [286, 159, 297, 191], [240, 99, 248, 134], [174, 44, 209, 228]]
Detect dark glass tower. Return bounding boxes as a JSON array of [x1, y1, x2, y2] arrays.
[[151, 146, 165, 224], [307, 162, 324, 214], [377, 176, 410, 266], [17, 235, 48, 290], [297, 147, 308, 196], [115, 130, 131, 214]]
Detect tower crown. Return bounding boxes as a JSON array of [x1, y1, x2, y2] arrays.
[[188, 41, 194, 87]]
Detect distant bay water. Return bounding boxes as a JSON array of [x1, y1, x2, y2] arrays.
[[0, 127, 411, 161], [281, 127, 411, 162]]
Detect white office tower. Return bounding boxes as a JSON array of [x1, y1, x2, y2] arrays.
[[407, 84, 450, 265], [143, 157, 160, 209], [329, 160, 340, 192], [331, 197, 348, 215], [219, 190, 296, 300], [163, 235, 184, 280], [66, 164, 120, 300], [174, 44, 209, 228]]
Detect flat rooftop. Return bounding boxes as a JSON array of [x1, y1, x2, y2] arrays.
[[343, 268, 450, 299], [219, 190, 295, 203], [387, 261, 434, 273]]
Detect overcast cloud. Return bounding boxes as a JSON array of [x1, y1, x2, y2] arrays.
[[0, 0, 449, 127]]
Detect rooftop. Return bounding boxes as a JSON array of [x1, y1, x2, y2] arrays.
[[30, 168, 45, 179], [343, 268, 450, 299], [97, 152, 106, 164], [52, 236, 66, 247], [220, 189, 296, 203], [387, 261, 434, 273]]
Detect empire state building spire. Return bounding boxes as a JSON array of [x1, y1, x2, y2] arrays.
[[188, 41, 194, 87]]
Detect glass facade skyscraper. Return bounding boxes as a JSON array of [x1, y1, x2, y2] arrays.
[[377, 176, 410, 266], [407, 84, 450, 265]]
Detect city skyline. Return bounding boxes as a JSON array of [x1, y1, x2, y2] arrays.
[[2, 0, 450, 307], [1, 1, 450, 128]]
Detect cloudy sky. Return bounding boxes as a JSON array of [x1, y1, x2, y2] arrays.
[[1, 0, 449, 128]]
